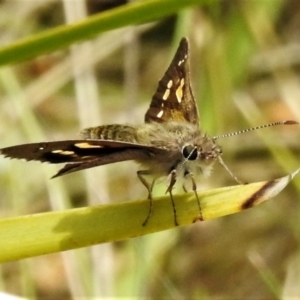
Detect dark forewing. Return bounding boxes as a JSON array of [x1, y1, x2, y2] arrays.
[[0, 140, 166, 177], [144, 37, 199, 125], [0, 140, 143, 163]]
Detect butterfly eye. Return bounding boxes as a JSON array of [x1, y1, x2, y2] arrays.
[[182, 145, 198, 160]]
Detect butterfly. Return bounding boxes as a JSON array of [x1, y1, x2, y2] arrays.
[[1, 38, 296, 226]]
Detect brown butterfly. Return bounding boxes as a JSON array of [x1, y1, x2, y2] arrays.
[[1, 38, 296, 226]]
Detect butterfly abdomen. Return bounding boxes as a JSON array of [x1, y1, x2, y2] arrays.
[[80, 124, 137, 142]]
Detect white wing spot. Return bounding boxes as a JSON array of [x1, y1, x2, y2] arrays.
[[167, 80, 173, 88], [61, 151, 75, 155], [75, 143, 103, 149], [178, 55, 187, 66], [176, 78, 185, 103], [52, 150, 75, 155], [162, 89, 170, 100], [156, 110, 164, 118]]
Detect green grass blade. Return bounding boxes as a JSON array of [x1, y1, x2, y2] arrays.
[[0, 168, 298, 262], [0, 0, 217, 66]]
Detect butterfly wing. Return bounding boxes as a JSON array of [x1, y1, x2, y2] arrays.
[[145, 37, 199, 125], [0, 140, 166, 178], [0, 38, 198, 179]]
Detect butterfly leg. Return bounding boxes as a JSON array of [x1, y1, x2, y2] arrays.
[[137, 170, 155, 226], [184, 172, 203, 221], [165, 169, 179, 226]]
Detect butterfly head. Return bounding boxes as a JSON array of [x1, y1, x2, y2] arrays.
[[177, 136, 222, 179], [181, 137, 222, 162]]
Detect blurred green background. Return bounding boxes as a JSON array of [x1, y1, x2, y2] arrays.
[[0, 0, 300, 299]]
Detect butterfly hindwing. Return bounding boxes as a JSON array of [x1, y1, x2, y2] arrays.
[[145, 37, 199, 125], [51, 148, 142, 178]]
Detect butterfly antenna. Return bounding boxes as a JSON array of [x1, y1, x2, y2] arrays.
[[213, 120, 298, 140]]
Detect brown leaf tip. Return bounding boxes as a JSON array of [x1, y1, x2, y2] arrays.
[[241, 180, 277, 210]]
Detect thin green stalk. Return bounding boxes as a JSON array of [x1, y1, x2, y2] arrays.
[[0, 0, 218, 66]]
